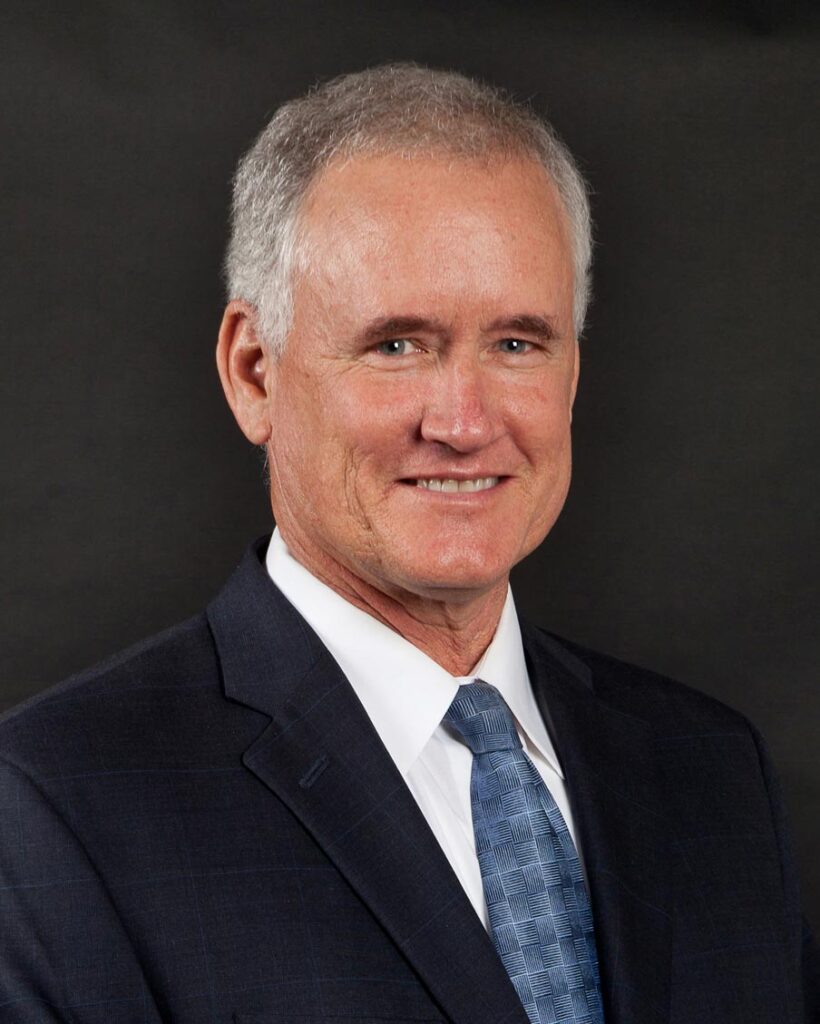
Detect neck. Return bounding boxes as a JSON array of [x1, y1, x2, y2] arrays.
[[280, 531, 508, 677]]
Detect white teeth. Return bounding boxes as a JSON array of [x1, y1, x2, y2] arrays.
[[415, 477, 500, 492]]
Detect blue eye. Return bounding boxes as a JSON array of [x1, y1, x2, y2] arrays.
[[499, 338, 531, 354], [376, 339, 415, 356]]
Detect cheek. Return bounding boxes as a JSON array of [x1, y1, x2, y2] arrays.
[[276, 380, 416, 502], [511, 378, 574, 454], [335, 378, 422, 456], [267, 377, 335, 501]]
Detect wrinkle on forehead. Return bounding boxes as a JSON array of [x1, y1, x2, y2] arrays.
[[291, 152, 575, 336], [298, 151, 571, 263]]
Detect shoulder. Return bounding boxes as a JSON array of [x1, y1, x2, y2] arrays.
[[527, 622, 757, 739], [527, 625, 793, 854], [0, 613, 253, 781]]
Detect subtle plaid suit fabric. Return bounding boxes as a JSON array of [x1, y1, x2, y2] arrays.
[[445, 682, 605, 1024], [1, 540, 816, 1021]]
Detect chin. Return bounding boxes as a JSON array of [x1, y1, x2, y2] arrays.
[[385, 547, 514, 601]]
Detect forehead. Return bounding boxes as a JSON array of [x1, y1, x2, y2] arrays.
[[294, 152, 574, 323], [301, 150, 569, 249]]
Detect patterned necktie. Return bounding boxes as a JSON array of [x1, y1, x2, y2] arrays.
[[444, 681, 605, 1024]]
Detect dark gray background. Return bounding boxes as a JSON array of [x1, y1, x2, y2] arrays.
[[2, 0, 818, 926]]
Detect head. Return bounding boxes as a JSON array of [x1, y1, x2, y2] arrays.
[[218, 65, 592, 610]]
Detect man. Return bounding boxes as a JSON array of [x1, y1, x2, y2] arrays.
[[1, 64, 816, 1023]]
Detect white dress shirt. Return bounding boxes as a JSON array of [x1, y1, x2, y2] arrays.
[[266, 528, 580, 928]]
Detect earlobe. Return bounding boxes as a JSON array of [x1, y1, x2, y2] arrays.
[[216, 300, 273, 445]]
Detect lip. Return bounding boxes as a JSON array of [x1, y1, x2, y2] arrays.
[[399, 473, 511, 484], [398, 475, 511, 498]]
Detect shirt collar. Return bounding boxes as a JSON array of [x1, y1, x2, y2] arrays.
[[265, 528, 564, 781]]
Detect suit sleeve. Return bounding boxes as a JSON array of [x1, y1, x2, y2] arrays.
[[0, 758, 163, 1023], [748, 725, 820, 1023]]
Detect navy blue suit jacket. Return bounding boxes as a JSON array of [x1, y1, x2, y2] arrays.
[[1, 539, 817, 1022]]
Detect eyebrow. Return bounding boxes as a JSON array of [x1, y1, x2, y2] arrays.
[[357, 312, 561, 344], [485, 314, 561, 343], [358, 315, 449, 345]]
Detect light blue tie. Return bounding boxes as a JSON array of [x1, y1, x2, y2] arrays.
[[445, 681, 605, 1024]]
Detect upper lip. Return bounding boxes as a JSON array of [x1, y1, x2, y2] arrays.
[[402, 471, 508, 481]]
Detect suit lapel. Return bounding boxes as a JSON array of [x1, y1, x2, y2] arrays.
[[207, 541, 529, 1024], [522, 623, 674, 1023]]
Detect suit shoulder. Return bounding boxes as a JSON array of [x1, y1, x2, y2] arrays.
[[530, 625, 755, 738], [0, 613, 229, 776]]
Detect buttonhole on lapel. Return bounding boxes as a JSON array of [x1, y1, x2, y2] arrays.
[[299, 754, 330, 789]]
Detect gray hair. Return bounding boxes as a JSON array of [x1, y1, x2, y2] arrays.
[[225, 63, 593, 354]]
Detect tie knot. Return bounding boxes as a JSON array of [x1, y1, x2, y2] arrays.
[[444, 681, 522, 755]]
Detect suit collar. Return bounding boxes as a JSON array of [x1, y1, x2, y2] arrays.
[[521, 621, 674, 1023], [207, 538, 530, 1024], [207, 537, 328, 720]]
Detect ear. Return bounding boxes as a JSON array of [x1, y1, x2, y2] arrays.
[[216, 300, 273, 445], [569, 338, 580, 421]]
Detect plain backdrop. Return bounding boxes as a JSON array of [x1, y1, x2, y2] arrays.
[[2, 0, 818, 927]]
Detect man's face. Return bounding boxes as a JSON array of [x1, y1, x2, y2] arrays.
[[265, 152, 579, 604]]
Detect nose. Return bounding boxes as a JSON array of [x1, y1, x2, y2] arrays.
[[419, 357, 504, 453]]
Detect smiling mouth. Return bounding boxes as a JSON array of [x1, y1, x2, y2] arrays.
[[412, 476, 501, 493]]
